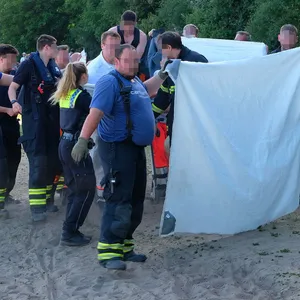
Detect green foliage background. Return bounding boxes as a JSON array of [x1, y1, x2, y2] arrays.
[[1, 0, 298, 59]]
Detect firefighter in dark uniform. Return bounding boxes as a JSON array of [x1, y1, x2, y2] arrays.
[[8, 34, 62, 222], [71, 44, 170, 270], [50, 62, 95, 246], [0, 44, 21, 215], [152, 31, 208, 147]]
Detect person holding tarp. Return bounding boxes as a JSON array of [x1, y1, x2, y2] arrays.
[[152, 31, 208, 151], [182, 24, 199, 38], [271, 24, 298, 53], [234, 31, 251, 41], [71, 44, 171, 270]]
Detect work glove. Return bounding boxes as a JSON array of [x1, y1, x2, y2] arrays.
[[158, 59, 173, 80], [71, 137, 89, 163]]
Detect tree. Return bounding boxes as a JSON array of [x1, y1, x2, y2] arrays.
[[246, 0, 300, 50], [0, 0, 69, 53], [186, 0, 257, 39]]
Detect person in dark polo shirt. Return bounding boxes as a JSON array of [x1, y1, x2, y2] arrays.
[[271, 24, 298, 53], [71, 44, 170, 270], [152, 31, 208, 148], [0, 44, 21, 214]]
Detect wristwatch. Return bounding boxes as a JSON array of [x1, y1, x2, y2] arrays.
[[11, 100, 18, 105]]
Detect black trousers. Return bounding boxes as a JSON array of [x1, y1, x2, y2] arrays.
[[59, 139, 95, 237], [0, 124, 21, 207], [22, 134, 61, 213], [97, 138, 147, 261]]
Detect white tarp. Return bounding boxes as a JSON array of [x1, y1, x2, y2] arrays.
[[182, 37, 268, 62], [160, 48, 300, 236]]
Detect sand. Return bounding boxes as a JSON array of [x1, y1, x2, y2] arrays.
[[1, 152, 300, 300]]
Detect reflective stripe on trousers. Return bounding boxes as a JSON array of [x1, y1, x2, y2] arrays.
[[29, 188, 47, 206], [97, 242, 124, 261]]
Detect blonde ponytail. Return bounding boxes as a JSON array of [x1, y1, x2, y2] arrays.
[[50, 62, 87, 105]]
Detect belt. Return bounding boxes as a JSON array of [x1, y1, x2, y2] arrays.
[[61, 132, 77, 142]]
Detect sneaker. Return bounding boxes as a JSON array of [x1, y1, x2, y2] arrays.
[[5, 194, 21, 204], [60, 232, 91, 247], [32, 212, 47, 222], [124, 251, 147, 262], [100, 259, 127, 270], [46, 203, 59, 212]]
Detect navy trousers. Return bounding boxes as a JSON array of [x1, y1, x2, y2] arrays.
[[59, 139, 95, 237], [98, 138, 147, 245], [0, 124, 21, 208]]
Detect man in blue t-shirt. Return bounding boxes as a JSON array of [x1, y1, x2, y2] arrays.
[[71, 44, 170, 270]]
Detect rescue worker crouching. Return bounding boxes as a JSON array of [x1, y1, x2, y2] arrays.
[[71, 44, 170, 270], [50, 62, 95, 246], [8, 34, 62, 222]]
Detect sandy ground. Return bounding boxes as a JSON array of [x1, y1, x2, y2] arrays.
[[1, 152, 300, 300]]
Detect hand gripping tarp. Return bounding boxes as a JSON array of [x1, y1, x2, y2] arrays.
[[182, 37, 268, 62], [160, 48, 300, 236]]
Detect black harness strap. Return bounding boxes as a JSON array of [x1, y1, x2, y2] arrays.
[[109, 72, 133, 141]]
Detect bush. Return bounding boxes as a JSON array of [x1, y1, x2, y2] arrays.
[[186, 0, 257, 39], [246, 0, 300, 50]]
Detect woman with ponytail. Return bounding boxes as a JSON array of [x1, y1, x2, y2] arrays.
[[50, 62, 96, 246]]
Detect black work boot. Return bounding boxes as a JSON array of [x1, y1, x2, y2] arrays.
[[124, 251, 147, 262], [60, 232, 91, 247], [31, 212, 47, 222], [100, 259, 127, 270], [46, 200, 59, 212], [5, 194, 21, 204], [31, 205, 47, 222], [0, 202, 9, 219]]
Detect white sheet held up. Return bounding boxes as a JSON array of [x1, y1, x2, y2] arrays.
[[182, 37, 267, 62], [160, 48, 300, 236]]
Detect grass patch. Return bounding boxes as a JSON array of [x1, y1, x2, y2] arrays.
[[258, 251, 269, 256], [280, 249, 291, 253], [271, 233, 279, 237]]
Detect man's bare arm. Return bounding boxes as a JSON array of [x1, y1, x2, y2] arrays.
[[136, 30, 147, 59], [0, 106, 9, 113], [8, 82, 19, 100], [8, 82, 22, 114], [80, 108, 104, 140], [0, 73, 13, 86]]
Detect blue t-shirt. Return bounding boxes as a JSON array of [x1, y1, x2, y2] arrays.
[[90, 70, 155, 146]]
